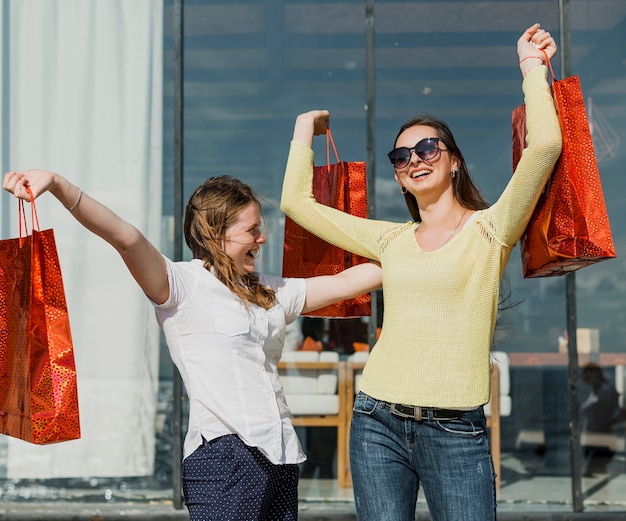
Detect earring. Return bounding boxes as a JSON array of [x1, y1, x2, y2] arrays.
[[451, 169, 458, 178], [401, 186, 407, 194]]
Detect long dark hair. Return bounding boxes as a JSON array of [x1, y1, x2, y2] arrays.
[[183, 175, 276, 310], [393, 113, 490, 222], [394, 115, 520, 327]]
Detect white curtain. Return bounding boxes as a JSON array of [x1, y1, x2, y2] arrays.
[[1, 0, 163, 478]]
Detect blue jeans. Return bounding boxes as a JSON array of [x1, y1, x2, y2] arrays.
[[350, 392, 496, 521]]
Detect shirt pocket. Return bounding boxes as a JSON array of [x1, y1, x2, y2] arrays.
[[213, 303, 250, 336]]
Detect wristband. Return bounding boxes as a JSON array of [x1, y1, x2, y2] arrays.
[[67, 188, 83, 211], [519, 55, 544, 65]]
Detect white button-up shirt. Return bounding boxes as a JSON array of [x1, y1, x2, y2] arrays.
[[153, 257, 307, 465]]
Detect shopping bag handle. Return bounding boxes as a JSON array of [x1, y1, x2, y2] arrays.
[[18, 186, 41, 247], [540, 49, 556, 84], [325, 128, 340, 173]]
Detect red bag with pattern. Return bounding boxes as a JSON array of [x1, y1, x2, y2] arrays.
[[282, 130, 371, 317], [0, 190, 80, 444], [512, 53, 616, 278]]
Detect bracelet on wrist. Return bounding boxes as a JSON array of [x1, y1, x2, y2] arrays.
[[519, 55, 544, 65], [67, 188, 82, 211]]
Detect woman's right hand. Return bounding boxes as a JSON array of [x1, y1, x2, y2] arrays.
[[3, 169, 58, 202], [292, 110, 330, 147], [7, 168, 170, 305]]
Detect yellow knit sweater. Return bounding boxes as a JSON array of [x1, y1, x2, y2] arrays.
[[281, 66, 562, 408]]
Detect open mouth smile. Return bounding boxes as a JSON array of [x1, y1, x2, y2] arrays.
[[410, 168, 432, 179]]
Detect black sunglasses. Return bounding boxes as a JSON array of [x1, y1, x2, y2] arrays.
[[387, 137, 443, 169]]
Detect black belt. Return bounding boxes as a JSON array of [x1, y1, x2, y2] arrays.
[[389, 403, 465, 421]]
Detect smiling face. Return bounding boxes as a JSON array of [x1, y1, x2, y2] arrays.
[[223, 202, 266, 275], [393, 124, 459, 200]]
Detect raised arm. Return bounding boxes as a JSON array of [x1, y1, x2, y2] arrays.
[[302, 261, 382, 314], [281, 112, 393, 261], [3, 170, 169, 305], [487, 24, 562, 244]]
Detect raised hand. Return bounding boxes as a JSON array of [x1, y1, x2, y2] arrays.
[[3, 169, 57, 201], [517, 23, 557, 76], [292, 110, 330, 147]]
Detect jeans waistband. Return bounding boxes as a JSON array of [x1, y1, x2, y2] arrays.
[[385, 402, 469, 421]]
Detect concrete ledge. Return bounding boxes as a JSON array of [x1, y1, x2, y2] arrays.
[[0, 506, 186, 521], [306, 511, 626, 521], [1, 504, 626, 521]]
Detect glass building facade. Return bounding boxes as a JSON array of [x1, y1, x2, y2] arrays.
[[2, 0, 626, 515]]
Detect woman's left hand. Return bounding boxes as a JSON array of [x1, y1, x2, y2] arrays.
[[517, 23, 557, 75]]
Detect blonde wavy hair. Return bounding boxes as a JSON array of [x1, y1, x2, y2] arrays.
[[183, 175, 276, 310]]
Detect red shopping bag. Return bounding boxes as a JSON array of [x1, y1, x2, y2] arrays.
[[283, 130, 371, 317], [0, 190, 80, 443], [512, 53, 616, 278]]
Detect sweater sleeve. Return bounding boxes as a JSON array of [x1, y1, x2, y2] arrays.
[[486, 65, 562, 245], [280, 140, 396, 261]]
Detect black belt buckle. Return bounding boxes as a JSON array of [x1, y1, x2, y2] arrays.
[[390, 403, 423, 420], [390, 403, 463, 421]]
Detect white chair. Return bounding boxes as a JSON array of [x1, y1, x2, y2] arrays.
[[484, 351, 512, 491], [347, 351, 369, 395], [278, 351, 348, 487]]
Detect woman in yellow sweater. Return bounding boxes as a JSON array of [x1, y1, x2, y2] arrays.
[[281, 24, 561, 521]]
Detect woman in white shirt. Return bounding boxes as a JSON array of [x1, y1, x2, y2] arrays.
[[3, 171, 382, 521]]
